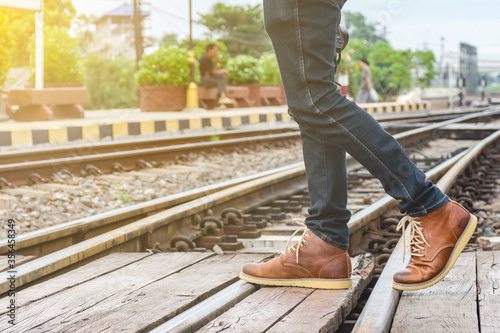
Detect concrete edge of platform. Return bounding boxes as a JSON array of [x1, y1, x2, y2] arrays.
[[363, 102, 429, 114], [0, 102, 429, 148]]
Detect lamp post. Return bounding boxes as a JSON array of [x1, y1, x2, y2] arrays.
[[185, 0, 200, 110], [35, 0, 44, 89]]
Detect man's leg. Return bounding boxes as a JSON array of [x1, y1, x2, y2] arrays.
[[202, 74, 230, 103], [201, 75, 218, 89], [213, 73, 231, 103], [214, 73, 227, 95], [298, 122, 350, 250]]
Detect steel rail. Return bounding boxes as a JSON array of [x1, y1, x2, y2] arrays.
[[2, 108, 497, 188], [0, 163, 304, 257], [352, 130, 500, 333], [0, 127, 298, 165], [0, 132, 301, 186]]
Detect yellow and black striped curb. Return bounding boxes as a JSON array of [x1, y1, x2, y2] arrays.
[[0, 102, 429, 147], [363, 102, 429, 114], [0, 112, 292, 147]]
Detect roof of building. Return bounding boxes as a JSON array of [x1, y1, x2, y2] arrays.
[[94, 4, 149, 24]]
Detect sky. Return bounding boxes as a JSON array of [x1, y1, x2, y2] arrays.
[[72, 0, 500, 62]]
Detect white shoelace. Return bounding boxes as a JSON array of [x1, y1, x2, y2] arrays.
[[396, 215, 431, 262], [282, 218, 311, 264]]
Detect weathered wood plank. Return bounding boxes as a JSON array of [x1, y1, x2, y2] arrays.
[[0, 252, 213, 332], [199, 254, 373, 333], [391, 253, 479, 333], [0, 255, 35, 273], [25, 254, 269, 333], [0, 253, 150, 310], [477, 251, 500, 333], [199, 287, 314, 333], [268, 254, 374, 333]]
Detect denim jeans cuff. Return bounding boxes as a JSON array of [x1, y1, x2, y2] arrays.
[[408, 195, 450, 218], [308, 228, 349, 250]]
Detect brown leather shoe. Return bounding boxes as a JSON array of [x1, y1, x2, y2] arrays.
[[393, 200, 477, 291], [239, 220, 352, 289]]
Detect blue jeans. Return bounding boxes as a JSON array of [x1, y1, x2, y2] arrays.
[[263, 0, 448, 250]]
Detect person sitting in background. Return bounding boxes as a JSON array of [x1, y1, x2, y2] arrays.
[[356, 58, 375, 103], [198, 43, 233, 105]]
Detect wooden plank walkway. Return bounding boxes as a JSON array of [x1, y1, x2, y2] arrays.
[[199, 254, 374, 333], [0, 252, 375, 333], [392, 251, 500, 333], [0, 253, 268, 332]]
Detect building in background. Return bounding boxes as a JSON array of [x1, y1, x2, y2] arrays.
[[87, 4, 150, 60]]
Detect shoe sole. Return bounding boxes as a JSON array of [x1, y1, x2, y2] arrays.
[[392, 213, 477, 291], [239, 273, 352, 289]]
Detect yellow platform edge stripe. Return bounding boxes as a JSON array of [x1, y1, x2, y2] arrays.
[[3, 104, 428, 147]]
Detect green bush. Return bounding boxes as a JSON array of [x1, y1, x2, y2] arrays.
[[0, 13, 15, 88], [227, 55, 261, 84], [85, 55, 138, 110], [258, 53, 281, 85], [29, 26, 85, 84], [136, 46, 192, 87]]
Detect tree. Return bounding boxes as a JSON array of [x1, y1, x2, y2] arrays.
[[344, 11, 385, 44], [85, 55, 138, 109], [413, 50, 436, 87], [369, 42, 413, 98], [0, 0, 76, 67], [72, 13, 97, 53], [29, 26, 85, 84], [0, 13, 15, 88], [159, 33, 179, 48], [43, 0, 76, 27], [197, 3, 273, 57], [258, 53, 281, 85]]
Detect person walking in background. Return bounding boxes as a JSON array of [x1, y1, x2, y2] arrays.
[[198, 43, 233, 105], [356, 58, 375, 103], [239, 0, 477, 291]]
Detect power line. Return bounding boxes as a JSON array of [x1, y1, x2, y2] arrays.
[[154, 9, 189, 35], [164, 0, 188, 17]]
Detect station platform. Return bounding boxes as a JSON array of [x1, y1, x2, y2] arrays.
[[0, 102, 429, 148]]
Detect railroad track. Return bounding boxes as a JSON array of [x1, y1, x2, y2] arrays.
[[1, 109, 500, 332], [2, 108, 496, 237], [2, 109, 499, 260], [0, 107, 492, 187], [0, 128, 300, 187]]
